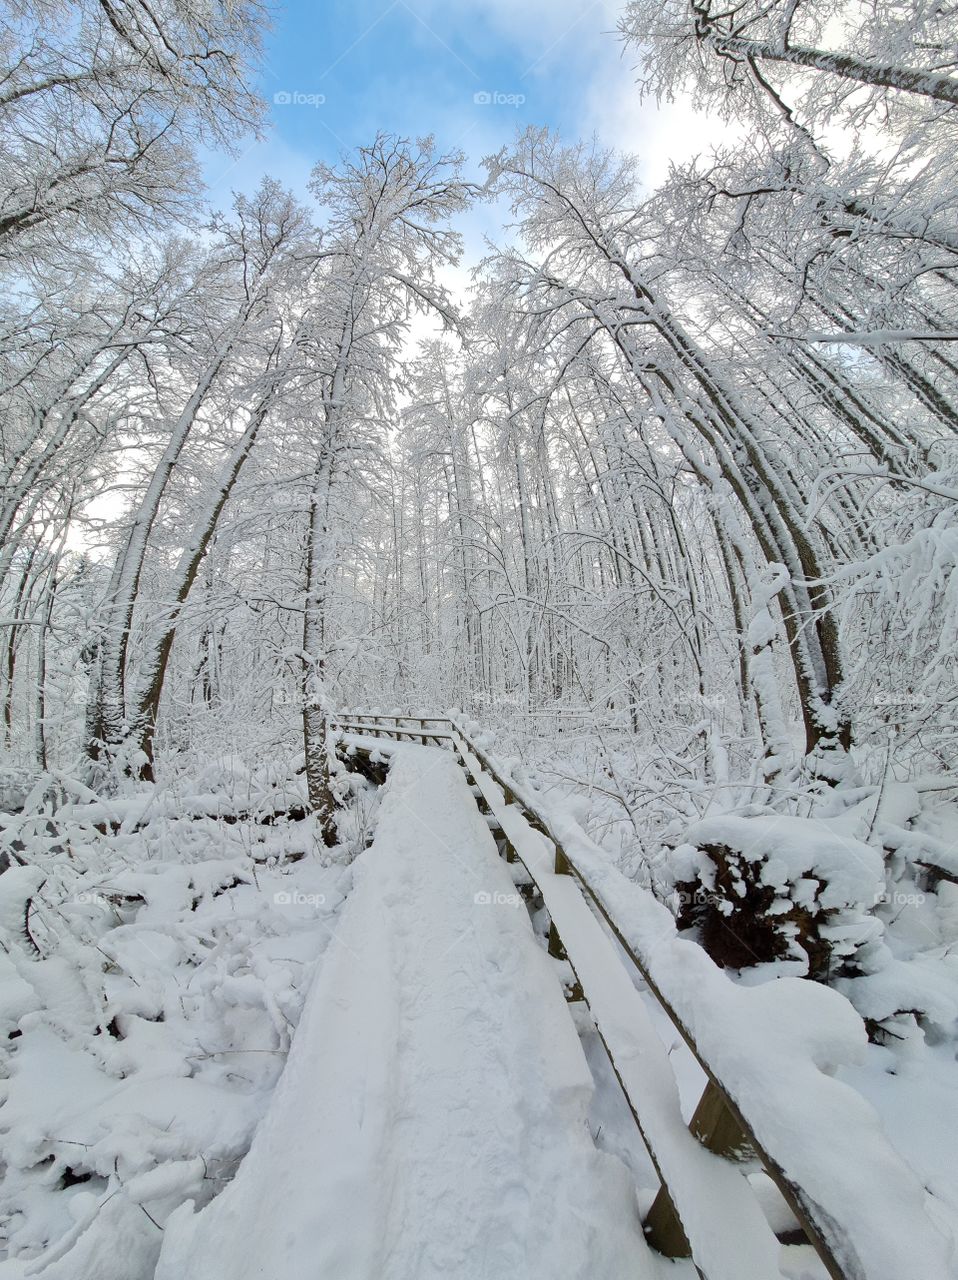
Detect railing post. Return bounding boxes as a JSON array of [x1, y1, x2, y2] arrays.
[[643, 1187, 692, 1258], [547, 843, 567, 959], [546, 844, 583, 1000], [644, 1078, 753, 1258], [689, 1079, 754, 1161]]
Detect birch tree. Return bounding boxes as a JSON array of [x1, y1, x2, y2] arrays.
[[0, 0, 266, 252], [296, 135, 470, 837], [619, 0, 958, 120], [86, 182, 307, 771], [486, 130, 851, 772]]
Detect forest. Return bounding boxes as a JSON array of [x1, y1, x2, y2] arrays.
[[0, 1, 956, 1277]]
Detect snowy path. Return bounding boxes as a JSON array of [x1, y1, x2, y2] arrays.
[[156, 746, 655, 1280]]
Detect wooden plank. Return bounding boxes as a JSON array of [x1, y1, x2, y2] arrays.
[[451, 733, 786, 1280], [345, 715, 954, 1280], [646, 1079, 757, 1254], [333, 721, 450, 745], [441, 725, 856, 1280]]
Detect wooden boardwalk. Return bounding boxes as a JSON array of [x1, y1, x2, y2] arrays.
[[335, 713, 955, 1280]]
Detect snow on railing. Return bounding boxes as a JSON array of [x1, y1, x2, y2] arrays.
[[332, 711, 955, 1280]]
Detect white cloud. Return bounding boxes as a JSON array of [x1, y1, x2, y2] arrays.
[[408, 0, 737, 189], [584, 71, 739, 190]]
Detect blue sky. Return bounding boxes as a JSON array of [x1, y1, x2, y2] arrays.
[[202, 0, 731, 224], [263, 0, 604, 156]]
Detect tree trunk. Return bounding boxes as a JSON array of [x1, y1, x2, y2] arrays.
[[705, 30, 958, 106], [130, 384, 278, 775], [302, 447, 338, 845]]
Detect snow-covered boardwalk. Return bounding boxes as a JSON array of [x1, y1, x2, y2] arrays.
[[156, 746, 653, 1280]]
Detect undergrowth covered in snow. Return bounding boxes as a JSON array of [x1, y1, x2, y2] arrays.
[[475, 719, 958, 1249], [0, 751, 377, 1275]]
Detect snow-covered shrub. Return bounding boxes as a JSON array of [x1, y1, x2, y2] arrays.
[[0, 756, 364, 1274], [671, 812, 886, 978]]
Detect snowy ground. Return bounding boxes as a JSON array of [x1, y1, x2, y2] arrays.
[[506, 729, 958, 1252], [0, 754, 376, 1277], [156, 745, 664, 1280], [0, 732, 955, 1279]]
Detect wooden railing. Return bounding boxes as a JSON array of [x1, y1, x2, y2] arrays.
[[332, 712, 952, 1280]]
